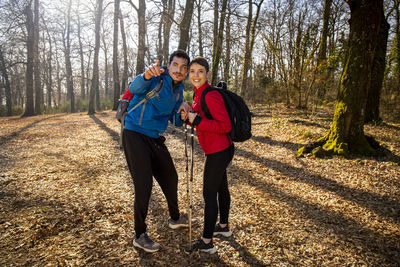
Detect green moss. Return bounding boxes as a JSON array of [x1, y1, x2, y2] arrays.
[[296, 146, 306, 158]]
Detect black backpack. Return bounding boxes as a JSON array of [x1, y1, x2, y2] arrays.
[[200, 81, 252, 142]]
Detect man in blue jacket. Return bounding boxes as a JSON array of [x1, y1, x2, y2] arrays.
[[123, 50, 191, 253]]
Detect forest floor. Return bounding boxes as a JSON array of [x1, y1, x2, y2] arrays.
[[0, 104, 399, 266]]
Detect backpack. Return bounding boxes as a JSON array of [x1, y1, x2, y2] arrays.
[[116, 78, 164, 147], [200, 81, 252, 142]]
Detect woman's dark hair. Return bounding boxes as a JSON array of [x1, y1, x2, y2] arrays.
[[169, 49, 190, 65], [189, 56, 210, 73]]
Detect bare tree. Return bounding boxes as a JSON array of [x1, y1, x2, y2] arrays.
[[129, 0, 146, 75], [33, 0, 42, 114], [223, 1, 232, 83], [77, 2, 86, 100], [64, 0, 75, 113], [211, 0, 228, 85], [0, 46, 12, 116], [178, 0, 194, 51], [23, 1, 35, 117], [240, 0, 264, 99], [88, 0, 103, 115], [162, 0, 175, 64], [112, 0, 120, 110], [196, 0, 204, 57], [119, 9, 129, 98]]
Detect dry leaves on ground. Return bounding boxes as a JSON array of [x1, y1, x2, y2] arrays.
[[0, 105, 399, 266]]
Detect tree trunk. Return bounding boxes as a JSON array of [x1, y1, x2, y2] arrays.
[[112, 0, 120, 110], [223, 4, 231, 83], [120, 9, 129, 92], [394, 0, 400, 88], [65, 0, 75, 113], [178, 0, 194, 51], [88, 0, 103, 115], [133, 0, 146, 75], [365, 12, 389, 123], [294, 12, 303, 108], [211, 0, 228, 85], [0, 46, 12, 116], [23, 2, 35, 117], [44, 24, 53, 108], [298, 0, 384, 157], [34, 0, 42, 115], [315, 0, 333, 100], [55, 48, 61, 108], [77, 11, 86, 100], [240, 0, 263, 99], [163, 0, 175, 64], [196, 0, 203, 57]]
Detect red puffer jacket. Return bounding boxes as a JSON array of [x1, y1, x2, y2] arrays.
[[192, 82, 232, 155]]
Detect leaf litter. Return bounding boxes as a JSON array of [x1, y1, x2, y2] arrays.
[[0, 105, 399, 266]]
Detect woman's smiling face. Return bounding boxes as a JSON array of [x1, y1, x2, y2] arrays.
[[189, 63, 209, 88]]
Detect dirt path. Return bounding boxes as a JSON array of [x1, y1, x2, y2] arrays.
[[1, 107, 399, 266]]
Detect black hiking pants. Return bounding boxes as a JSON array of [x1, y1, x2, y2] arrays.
[[202, 144, 234, 239], [123, 129, 180, 237]]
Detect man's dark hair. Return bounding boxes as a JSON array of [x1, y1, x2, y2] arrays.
[[189, 56, 210, 73], [169, 49, 190, 65]]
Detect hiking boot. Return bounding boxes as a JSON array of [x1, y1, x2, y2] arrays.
[[213, 224, 232, 237], [168, 213, 189, 229], [188, 239, 217, 254], [133, 232, 161, 253]]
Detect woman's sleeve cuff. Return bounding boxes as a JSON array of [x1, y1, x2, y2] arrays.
[[192, 115, 202, 126]]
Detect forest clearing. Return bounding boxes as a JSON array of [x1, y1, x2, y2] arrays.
[[0, 105, 399, 266]]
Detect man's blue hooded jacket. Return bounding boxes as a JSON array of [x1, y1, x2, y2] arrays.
[[124, 69, 184, 138]]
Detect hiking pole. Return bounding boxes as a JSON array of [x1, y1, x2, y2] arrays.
[[184, 123, 189, 229], [188, 124, 194, 250]]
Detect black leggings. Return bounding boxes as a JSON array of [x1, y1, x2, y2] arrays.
[[202, 144, 234, 239], [123, 129, 180, 236]]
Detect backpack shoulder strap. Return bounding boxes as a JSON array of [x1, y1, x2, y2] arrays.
[[126, 78, 164, 115], [200, 86, 219, 120]]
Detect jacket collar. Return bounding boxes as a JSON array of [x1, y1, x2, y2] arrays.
[[193, 81, 211, 95]]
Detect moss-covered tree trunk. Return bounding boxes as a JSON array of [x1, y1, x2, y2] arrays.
[[299, 0, 384, 157]]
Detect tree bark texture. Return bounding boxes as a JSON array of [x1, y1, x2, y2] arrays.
[[211, 0, 228, 85], [240, 0, 263, 99], [77, 14, 86, 100], [88, 0, 103, 115], [65, 0, 75, 113], [163, 0, 175, 64], [112, 0, 120, 110], [178, 0, 194, 51], [34, 0, 42, 115], [0, 46, 12, 116], [365, 13, 389, 123], [196, 0, 203, 57], [315, 0, 333, 100], [23, 2, 35, 117], [136, 0, 146, 75], [223, 6, 231, 83], [120, 9, 129, 98]]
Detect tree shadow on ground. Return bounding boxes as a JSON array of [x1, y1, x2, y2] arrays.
[[170, 128, 400, 265], [90, 114, 120, 145], [234, 147, 400, 225], [288, 119, 329, 129], [0, 114, 63, 146], [251, 136, 303, 152], [230, 163, 399, 265]]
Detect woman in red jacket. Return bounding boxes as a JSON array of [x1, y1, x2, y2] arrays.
[[181, 56, 234, 254]]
